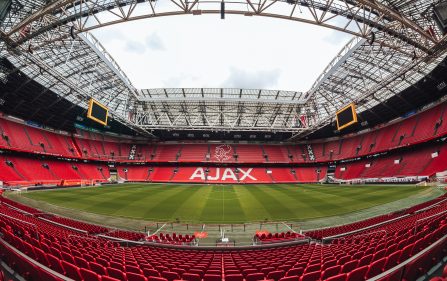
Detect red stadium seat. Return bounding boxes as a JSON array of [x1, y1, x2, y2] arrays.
[[429, 278, 445, 281], [246, 272, 265, 281], [341, 260, 358, 273], [280, 277, 300, 281], [127, 265, 143, 274], [127, 272, 148, 281], [89, 262, 107, 275], [267, 270, 285, 281], [300, 271, 321, 281], [182, 273, 201, 281], [322, 265, 341, 279], [287, 267, 304, 277], [188, 269, 204, 278], [101, 276, 121, 281], [47, 254, 64, 273], [162, 271, 180, 281], [326, 273, 347, 281], [443, 265, 447, 277], [61, 260, 82, 280], [346, 265, 368, 281], [1, 154, 447, 281], [80, 268, 101, 281], [365, 257, 386, 279], [108, 267, 126, 280], [358, 254, 373, 267], [203, 274, 221, 281], [226, 274, 244, 281], [144, 269, 161, 277], [384, 251, 401, 270], [147, 277, 168, 281]]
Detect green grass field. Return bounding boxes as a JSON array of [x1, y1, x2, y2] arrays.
[[20, 183, 431, 224]]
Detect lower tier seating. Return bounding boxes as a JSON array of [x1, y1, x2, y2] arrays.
[[305, 193, 447, 240], [143, 167, 326, 183], [1, 193, 447, 281], [5, 145, 447, 185], [0, 156, 109, 187], [335, 142, 447, 181], [0, 155, 326, 185], [254, 231, 305, 244]]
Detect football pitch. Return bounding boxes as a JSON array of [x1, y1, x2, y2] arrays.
[[19, 183, 433, 224]]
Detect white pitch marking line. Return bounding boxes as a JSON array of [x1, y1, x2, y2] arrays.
[[281, 221, 298, 233], [152, 222, 167, 236]]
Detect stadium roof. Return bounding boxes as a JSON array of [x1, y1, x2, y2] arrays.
[[0, 0, 447, 139]]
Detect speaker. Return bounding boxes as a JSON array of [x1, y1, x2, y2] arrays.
[[221, 1, 225, 19], [367, 31, 375, 45], [433, 1, 447, 34], [70, 26, 76, 39]]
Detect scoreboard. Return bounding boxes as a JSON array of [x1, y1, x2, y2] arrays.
[[336, 103, 357, 130], [87, 98, 108, 126]]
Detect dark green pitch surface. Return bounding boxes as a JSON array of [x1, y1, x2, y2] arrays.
[[23, 184, 426, 223]]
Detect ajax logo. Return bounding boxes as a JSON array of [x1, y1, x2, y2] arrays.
[[214, 144, 232, 162]]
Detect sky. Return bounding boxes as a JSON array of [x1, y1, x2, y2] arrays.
[[92, 13, 352, 92]]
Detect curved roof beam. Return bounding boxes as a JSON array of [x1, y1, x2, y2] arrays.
[[0, 0, 440, 55]]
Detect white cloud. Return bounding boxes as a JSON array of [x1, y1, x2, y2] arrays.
[[125, 40, 146, 54], [92, 14, 353, 91], [93, 28, 124, 44], [222, 68, 281, 89], [146, 33, 165, 51]]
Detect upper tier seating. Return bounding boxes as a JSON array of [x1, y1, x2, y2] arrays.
[[151, 145, 181, 162], [2, 138, 447, 185], [234, 145, 266, 163], [75, 130, 134, 161], [1, 100, 447, 164], [262, 145, 290, 163], [0, 118, 75, 156], [6, 140, 447, 185], [177, 144, 208, 162]]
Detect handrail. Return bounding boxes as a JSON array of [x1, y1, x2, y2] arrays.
[[322, 214, 410, 242], [0, 238, 73, 281], [352, 229, 387, 240], [414, 198, 447, 214], [367, 233, 447, 281], [1, 202, 34, 216], [413, 209, 447, 235], [38, 217, 88, 234], [0, 213, 35, 227], [67, 234, 100, 242], [96, 234, 145, 244]]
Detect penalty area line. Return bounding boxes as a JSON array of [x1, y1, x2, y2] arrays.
[[151, 222, 167, 236], [281, 222, 298, 234]]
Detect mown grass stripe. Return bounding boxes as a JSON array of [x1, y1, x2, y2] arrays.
[[22, 183, 431, 223]]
